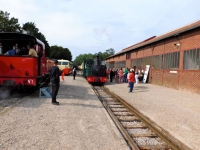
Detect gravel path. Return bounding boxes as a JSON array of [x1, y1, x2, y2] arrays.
[[104, 81, 200, 150], [0, 76, 129, 150]]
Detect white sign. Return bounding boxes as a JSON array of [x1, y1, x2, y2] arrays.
[[143, 65, 150, 83], [170, 71, 177, 74]]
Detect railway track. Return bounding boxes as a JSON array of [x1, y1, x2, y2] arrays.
[[92, 85, 190, 150]]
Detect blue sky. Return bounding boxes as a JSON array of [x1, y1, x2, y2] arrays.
[[1, 0, 200, 60]]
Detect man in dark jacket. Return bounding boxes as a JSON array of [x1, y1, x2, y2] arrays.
[[109, 69, 115, 82], [73, 67, 76, 80], [50, 59, 61, 105]]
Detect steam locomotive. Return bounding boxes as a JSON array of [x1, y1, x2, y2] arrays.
[[83, 56, 107, 85]]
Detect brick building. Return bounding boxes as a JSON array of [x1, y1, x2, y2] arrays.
[[106, 20, 200, 94]]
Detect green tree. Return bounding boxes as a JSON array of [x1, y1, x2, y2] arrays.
[[106, 48, 115, 56], [73, 53, 94, 66], [64, 48, 72, 61], [73, 48, 115, 66], [22, 22, 51, 57], [0, 10, 21, 32], [95, 48, 115, 61], [22, 22, 39, 36], [50, 45, 72, 61]]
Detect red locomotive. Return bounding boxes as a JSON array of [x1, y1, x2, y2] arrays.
[[0, 33, 51, 89]]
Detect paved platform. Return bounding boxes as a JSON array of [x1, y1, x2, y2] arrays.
[[0, 76, 129, 150], [104, 80, 200, 150]]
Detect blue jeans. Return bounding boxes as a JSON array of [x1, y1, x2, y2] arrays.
[[129, 82, 134, 92], [124, 74, 127, 82]]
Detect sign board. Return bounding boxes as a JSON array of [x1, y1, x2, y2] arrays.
[[143, 65, 150, 83], [170, 71, 177, 74]]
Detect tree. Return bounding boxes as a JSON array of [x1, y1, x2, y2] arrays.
[[106, 48, 115, 55], [0, 10, 21, 32], [73, 53, 94, 66], [73, 48, 115, 66], [22, 22, 51, 57], [63, 48, 72, 61], [50, 45, 72, 61], [22, 22, 39, 36]]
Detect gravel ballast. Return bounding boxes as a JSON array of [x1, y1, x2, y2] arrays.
[[0, 76, 130, 150]]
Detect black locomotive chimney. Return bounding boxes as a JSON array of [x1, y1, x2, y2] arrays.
[[96, 55, 100, 66]]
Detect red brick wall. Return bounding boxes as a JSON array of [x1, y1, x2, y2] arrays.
[[143, 46, 152, 57], [113, 54, 125, 62], [179, 71, 200, 93], [164, 37, 180, 53], [152, 42, 165, 55], [162, 70, 179, 89], [131, 52, 137, 59], [136, 49, 144, 58], [126, 59, 131, 68], [181, 29, 200, 50], [150, 69, 163, 86]]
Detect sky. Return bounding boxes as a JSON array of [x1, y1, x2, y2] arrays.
[[1, 0, 200, 60]]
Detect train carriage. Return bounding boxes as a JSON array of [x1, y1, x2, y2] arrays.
[[0, 33, 50, 89], [57, 59, 73, 75]]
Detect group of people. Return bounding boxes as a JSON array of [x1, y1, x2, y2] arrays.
[[107, 67, 141, 93], [3, 44, 38, 57], [49, 64, 141, 105]]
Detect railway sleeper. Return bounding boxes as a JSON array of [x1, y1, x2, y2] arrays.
[[111, 110, 129, 113], [130, 133, 157, 138], [109, 105, 124, 107], [139, 145, 172, 150], [106, 102, 121, 105], [118, 118, 141, 122], [124, 125, 147, 128], [109, 106, 125, 108], [113, 112, 134, 116]]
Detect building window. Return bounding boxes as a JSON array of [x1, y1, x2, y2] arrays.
[[131, 58, 143, 69], [143, 56, 151, 68], [183, 49, 200, 70], [152, 55, 162, 69], [114, 61, 126, 69], [163, 52, 180, 69], [126, 52, 131, 60]]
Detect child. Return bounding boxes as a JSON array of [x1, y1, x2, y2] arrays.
[[128, 69, 135, 93]]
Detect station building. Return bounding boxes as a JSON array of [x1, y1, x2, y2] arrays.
[[106, 20, 200, 94]]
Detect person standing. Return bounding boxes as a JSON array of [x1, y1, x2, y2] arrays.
[[135, 67, 139, 84], [50, 59, 60, 105], [73, 67, 76, 80], [127, 69, 130, 87], [118, 68, 124, 83], [128, 69, 135, 93], [123, 67, 128, 83], [110, 69, 114, 82], [106, 69, 110, 79]]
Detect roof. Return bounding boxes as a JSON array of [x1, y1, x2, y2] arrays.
[[0, 32, 45, 49], [107, 20, 200, 59]]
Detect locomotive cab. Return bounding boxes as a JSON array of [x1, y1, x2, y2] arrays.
[[0, 33, 50, 88]]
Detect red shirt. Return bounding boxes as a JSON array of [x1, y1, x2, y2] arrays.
[[129, 73, 135, 82]]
